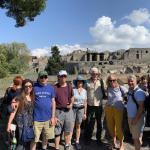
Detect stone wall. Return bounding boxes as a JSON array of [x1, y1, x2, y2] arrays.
[[62, 48, 150, 75], [123, 48, 150, 63]]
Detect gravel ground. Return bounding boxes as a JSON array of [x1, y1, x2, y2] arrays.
[[0, 123, 150, 150], [46, 129, 150, 150]]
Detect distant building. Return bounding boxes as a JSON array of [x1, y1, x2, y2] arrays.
[[61, 48, 150, 74], [123, 48, 150, 63], [29, 56, 48, 72]]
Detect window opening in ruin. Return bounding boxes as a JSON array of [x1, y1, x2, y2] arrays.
[[100, 53, 104, 61], [87, 53, 90, 61], [146, 51, 148, 53], [92, 53, 97, 61], [70, 56, 73, 61], [136, 53, 139, 59]]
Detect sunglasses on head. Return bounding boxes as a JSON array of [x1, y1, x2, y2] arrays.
[[40, 75, 48, 79], [60, 75, 67, 78], [109, 79, 117, 82]]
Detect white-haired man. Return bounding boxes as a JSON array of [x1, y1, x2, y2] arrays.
[[84, 67, 105, 145]]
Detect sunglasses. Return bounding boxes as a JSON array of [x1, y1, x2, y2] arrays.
[[40, 75, 48, 79], [92, 73, 98, 75], [60, 75, 67, 78], [24, 85, 32, 88], [109, 79, 117, 82]]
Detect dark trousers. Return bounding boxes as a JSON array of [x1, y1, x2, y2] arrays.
[[84, 105, 103, 141]]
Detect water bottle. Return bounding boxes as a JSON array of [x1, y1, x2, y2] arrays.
[[11, 131, 17, 150]]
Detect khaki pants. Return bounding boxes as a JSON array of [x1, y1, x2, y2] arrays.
[[128, 115, 145, 139], [34, 120, 54, 142]]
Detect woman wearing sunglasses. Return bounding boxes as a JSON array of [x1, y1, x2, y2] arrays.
[[7, 79, 34, 150], [105, 74, 128, 150]]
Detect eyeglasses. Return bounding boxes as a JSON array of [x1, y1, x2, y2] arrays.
[[24, 85, 32, 88], [60, 75, 67, 78], [109, 79, 117, 82], [40, 75, 48, 79]]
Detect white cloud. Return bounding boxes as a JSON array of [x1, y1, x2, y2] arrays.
[[31, 8, 150, 55], [56, 44, 85, 55], [89, 15, 150, 51], [124, 8, 150, 25], [31, 44, 84, 57], [31, 48, 50, 57]]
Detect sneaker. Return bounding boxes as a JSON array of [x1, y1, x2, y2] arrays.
[[75, 143, 82, 150], [65, 145, 70, 150]]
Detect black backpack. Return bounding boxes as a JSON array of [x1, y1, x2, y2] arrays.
[[119, 86, 128, 104], [100, 79, 107, 99]]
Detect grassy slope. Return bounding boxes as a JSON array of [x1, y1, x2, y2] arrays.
[[0, 71, 38, 97]]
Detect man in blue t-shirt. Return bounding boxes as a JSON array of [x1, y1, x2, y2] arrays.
[[127, 75, 145, 150], [31, 71, 56, 150]]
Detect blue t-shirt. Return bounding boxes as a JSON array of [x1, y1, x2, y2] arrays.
[[33, 82, 55, 122], [127, 86, 146, 118]]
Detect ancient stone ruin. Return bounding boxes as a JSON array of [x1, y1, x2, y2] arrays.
[[61, 48, 150, 75]]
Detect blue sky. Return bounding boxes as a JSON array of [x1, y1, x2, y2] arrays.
[[1, 0, 150, 56]]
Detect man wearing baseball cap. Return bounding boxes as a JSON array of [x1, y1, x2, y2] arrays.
[[54, 70, 74, 150], [31, 71, 56, 150]]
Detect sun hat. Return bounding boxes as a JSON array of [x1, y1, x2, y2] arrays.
[[73, 75, 87, 87]]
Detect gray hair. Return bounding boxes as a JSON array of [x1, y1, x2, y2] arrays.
[[90, 67, 100, 74], [128, 74, 137, 80]]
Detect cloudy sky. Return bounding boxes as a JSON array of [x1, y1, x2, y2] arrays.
[[0, 0, 150, 57]]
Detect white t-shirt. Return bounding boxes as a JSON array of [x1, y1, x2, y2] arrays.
[[107, 86, 128, 109], [73, 88, 87, 107]]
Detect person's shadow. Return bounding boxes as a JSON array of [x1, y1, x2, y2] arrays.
[[142, 128, 150, 148]]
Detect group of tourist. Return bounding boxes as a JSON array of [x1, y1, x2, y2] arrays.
[[3, 67, 150, 150]]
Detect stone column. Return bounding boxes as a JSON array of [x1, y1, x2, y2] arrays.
[[90, 53, 92, 61], [97, 54, 99, 61], [84, 54, 87, 61]]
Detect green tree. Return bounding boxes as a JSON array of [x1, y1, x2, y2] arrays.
[[0, 42, 30, 78], [0, 0, 46, 27], [45, 46, 66, 75], [0, 45, 9, 78], [6, 42, 30, 73]]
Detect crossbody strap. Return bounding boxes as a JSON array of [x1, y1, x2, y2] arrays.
[[131, 92, 139, 110]]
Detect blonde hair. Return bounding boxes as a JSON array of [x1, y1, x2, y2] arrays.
[[106, 74, 118, 88]]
